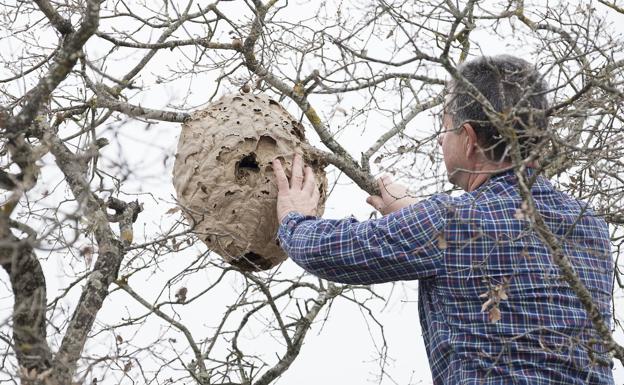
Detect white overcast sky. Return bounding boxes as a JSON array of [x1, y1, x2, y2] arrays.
[[1, 1, 623, 384]]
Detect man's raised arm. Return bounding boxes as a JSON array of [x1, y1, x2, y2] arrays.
[[273, 155, 446, 284]]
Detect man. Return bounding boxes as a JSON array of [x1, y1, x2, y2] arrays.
[[272, 55, 614, 384]]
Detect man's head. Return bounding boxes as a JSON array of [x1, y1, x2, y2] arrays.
[[439, 55, 550, 190]]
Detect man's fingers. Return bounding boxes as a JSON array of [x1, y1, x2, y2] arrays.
[[311, 184, 320, 202], [377, 176, 392, 200], [291, 153, 304, 190], [380, 174, 393, 188], [302, 166, 316, 195], [272, 159, 290, 192]]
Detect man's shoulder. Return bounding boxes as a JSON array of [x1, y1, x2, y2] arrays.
[[427, 175, 605, 225], [417, 171, 606, 224], [424, 181, 520, 212], [425, 175, 557, 215]]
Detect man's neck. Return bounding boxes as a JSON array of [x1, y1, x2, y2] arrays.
[[464, 161, 513, 192]]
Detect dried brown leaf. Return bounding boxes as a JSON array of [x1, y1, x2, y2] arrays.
[[488, 306, 501, 323], [437, 233, 448, 249], [121, 228, 133, 244], [175, 287, 188, 303]]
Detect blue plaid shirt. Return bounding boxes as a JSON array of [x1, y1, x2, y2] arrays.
[[277, 170, 614, 384]]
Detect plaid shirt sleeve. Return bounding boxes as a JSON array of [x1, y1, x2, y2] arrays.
[[277, 196, 447, 284]]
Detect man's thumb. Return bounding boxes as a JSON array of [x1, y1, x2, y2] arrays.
[[366, 195, 384, 211]]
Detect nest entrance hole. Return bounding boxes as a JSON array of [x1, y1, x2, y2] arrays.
[[231, 251, 273, 271], [238, 153, 259, 171], [235, 153, 260, 184]]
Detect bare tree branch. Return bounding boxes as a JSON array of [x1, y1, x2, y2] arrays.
[[33, 0, 73, 35], [3, 0, 101, 136]]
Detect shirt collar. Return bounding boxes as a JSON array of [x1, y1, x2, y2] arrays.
[[488, 167, 537, 181], [474, 167, 549, 194]]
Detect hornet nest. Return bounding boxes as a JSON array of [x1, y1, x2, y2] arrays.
[[172, 92, 327, 271]]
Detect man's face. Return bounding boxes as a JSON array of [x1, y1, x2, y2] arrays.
[[438, 113, 469, 188]]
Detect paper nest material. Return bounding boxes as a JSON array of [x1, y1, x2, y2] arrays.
[[172, 92, 327, 271]]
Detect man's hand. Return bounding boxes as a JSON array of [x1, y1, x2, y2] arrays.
[[272, 154, 320, 222], [366, 175, 416, 215]]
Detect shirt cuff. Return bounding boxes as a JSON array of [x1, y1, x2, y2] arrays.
[[276, 211, 317, 248]]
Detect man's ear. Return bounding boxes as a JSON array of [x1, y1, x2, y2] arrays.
[[462, 122, 479, 158]]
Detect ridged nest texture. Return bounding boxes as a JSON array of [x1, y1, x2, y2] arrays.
[[172, 92, 327, 271]]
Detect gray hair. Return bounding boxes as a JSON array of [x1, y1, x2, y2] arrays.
[[446, 55, 550, 162]]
